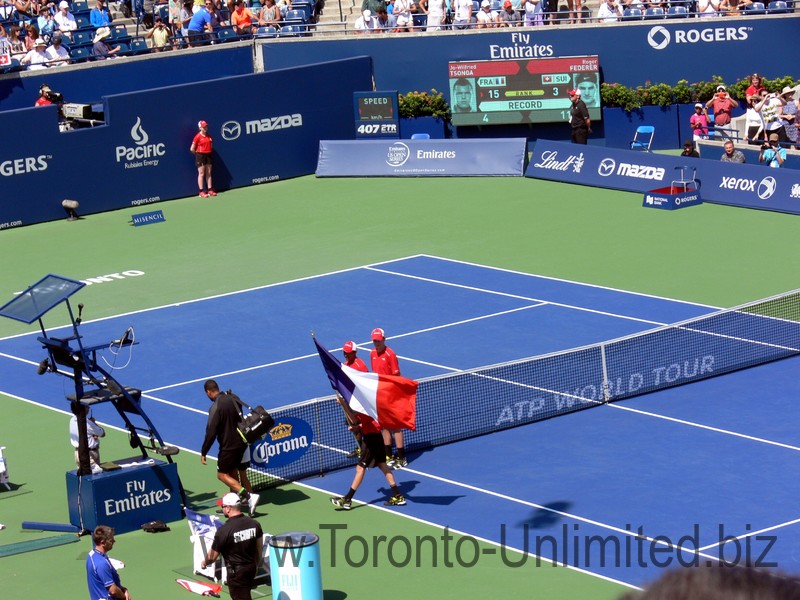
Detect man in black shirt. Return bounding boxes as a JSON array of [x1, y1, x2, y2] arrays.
[[201, 379, 259, 515], [201, 493, 264, 600], [569, 88, 591, 145]]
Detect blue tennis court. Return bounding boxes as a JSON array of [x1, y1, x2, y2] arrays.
[[1, 254, 798, 588]]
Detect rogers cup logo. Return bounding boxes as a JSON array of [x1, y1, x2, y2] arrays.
[[647, 26, 671, 50], [386, 142, 410, 167]]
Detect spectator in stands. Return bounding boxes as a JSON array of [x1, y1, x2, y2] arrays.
[[720, 140, 745, 163], [230, 0, 256, 36], [276, 0, 292, 18], [54, 1, 77, 40], [169, 0, 182, 33], [755, 89, 788, 144], [21, 37, 49, 69], [718, 0, 742, 15], [90, 0, 113, 28], [499, 0, 521, 24], [745, 96, 764, 145], [374, 7, 396, 29], [697, 0, 720, 16], [745, 73, 765, 103], [476, 0, 495, 26], [392, 0, 413, 30], [206, 1, 226, 28], [186, 1, 213, 45], [258, 0, 281, 28], [8, 25, 25, 60], [575, 74, 599, 108], [24, 24, 39, 52], [425, 0, 446, 30], [690, 103, 709, 141], [451, 0, 471, 28], [0, 0, 14, 21], [145, 15, 171, 50], [779, 86, 797, 149], [596, 0, 621, 21], [354, 8, 377, 31], [180, 0, 194, 37], [681, 139, 700, 158], [704, 85, 738, 141], [37, 3, 58, 41], [363, 0, 387, 12], [12, 0, 33, 21], [566, 0, 581, 23], [92, 25, 120, 58], [521, 0, 543, 25], [759, 132, 786, 168], [45, 32, 69, 65]]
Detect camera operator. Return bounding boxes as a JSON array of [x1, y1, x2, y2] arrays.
[[704, 84, 738, 141], [759, 133, 786, 169], [34, 83, 63, 107]]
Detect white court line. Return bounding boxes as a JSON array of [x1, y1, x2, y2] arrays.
[[415, 254, 721, 309], [366, 266, 673, 327], [0, 255, 430, 343], [698, 517, 800, 552], [141, 303, 546, 394]]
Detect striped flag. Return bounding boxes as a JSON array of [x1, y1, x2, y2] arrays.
[[176, 578, 222, 597], [314, 337, 417, 431]]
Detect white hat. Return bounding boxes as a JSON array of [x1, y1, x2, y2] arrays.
[[362, 8, 371, 17], [93, 26, 111, 43], [221, 492, 241, 507], [59, 0, 69, 7], [34, 38, 47, 46], [694, 103, 703, 108], [481, 0, 490, 6]]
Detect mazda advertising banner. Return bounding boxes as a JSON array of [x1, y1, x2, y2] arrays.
[[526, 140, 800, 215]]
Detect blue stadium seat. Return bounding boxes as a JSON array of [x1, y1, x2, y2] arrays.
[[622, 7, 643, 19], [71, 29, 94, 47], [155, 3, 170, 22], [254, 25, 278, 37], [292, 1, 313, 19], [110, 24, 131, 43], [69, 46, 90, 62], [75, 14, 92, 29], [666, 5, 688, 16], [114, 41, 131, 55], [490, 0, 500, 9], [279, 24, 301, 36], [411, 133, 430, 139], [412, 13, 427, 29], [72, 0, 90, 13], [643, 6, 665, 18], [744, 1, 766, 12], [215, 26, 241, 43], [129, 38, 150, 54], [767, 0, 790, 11], [284, 8, 307, 22]]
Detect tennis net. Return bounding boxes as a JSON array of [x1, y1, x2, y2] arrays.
[[248, 289, 800, 490]]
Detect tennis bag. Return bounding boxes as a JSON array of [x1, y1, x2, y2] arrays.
[[227, 391, 275, 444]]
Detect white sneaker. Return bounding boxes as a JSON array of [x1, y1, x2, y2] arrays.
[[91, 464, 103, 474], [248, 493, 260, 516]]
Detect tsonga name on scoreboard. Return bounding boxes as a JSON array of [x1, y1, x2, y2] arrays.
[[448, 56, 601, 127]]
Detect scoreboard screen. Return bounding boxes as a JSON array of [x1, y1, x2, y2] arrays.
[[448, 56, 601, 127]]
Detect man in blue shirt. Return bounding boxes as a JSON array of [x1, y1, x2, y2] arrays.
[[90, 0, 113, 28], [187, 4, 213, 46], [86, 526, 131, 600], [759, 133, 786, 168]]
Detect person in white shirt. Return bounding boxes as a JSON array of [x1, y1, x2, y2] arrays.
[[452, 0, 472, 29], [596, 0, 621, 21], [354, 8, 377, 32], [45, 33, 70, 66], [393, 0, 413, 31], [21, 38, 50, 70], [54, 0, 78, 40], [70, 404, 106, 473]]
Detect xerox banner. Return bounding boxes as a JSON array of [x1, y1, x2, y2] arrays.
[[316, 138, 526, 177], [526, 140, 800, 215]]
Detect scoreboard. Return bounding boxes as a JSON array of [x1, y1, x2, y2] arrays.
[[448, 56, 601, 127]]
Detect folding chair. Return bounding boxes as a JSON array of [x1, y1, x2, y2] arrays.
[[671, 165, 698, 192], [630, 125, 655, 151], [0, 446, 10, 490]]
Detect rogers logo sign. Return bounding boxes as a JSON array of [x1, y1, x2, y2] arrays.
[[647, 25, 750, 50]]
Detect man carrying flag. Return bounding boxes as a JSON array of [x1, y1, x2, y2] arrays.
[[342, 341, 368, 459], [313, 336, 417, 509], [370, 328, 408, 469]]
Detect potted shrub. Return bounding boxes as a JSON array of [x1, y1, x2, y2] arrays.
[[398, 89, 451, 139]]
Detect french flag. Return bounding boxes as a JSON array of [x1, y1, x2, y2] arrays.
[[314, 337, 418, 431]]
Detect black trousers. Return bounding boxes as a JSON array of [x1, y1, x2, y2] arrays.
[[227, 563, 257, 600], [571, 127, 588, 145]]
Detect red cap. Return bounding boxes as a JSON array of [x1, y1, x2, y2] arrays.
[[503, 0, 512, 6], [198, 120, 208, 129], [343, 341, 357, 353], [371, 328, 385, 341], [568, 89, 580, 96]]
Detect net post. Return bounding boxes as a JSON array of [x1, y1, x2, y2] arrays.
[[600, 343, 611, 402]]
